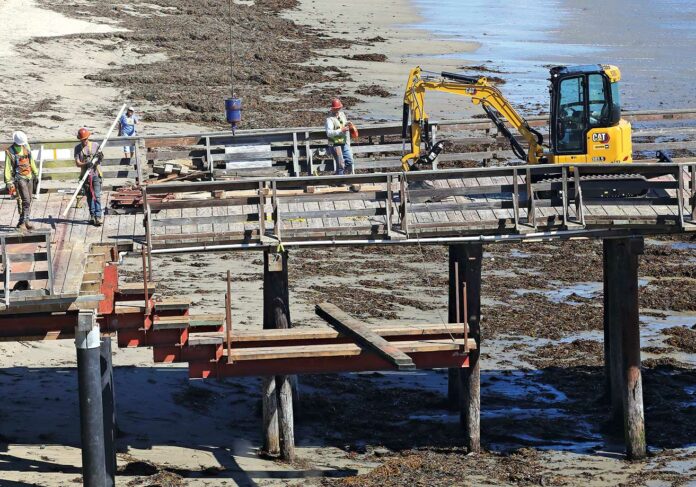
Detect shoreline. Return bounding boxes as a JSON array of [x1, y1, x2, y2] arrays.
[[286, 0, 483, 122]]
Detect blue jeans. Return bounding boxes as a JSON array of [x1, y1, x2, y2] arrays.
[[328, 143, 354, 175], [86, 172, 103, 218]]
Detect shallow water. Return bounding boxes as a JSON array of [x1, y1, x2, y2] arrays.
[[410, 0, 696, 112]]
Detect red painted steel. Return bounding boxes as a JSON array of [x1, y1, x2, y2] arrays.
[[98, 264, 118, 315], [188, 350, 469, 379]]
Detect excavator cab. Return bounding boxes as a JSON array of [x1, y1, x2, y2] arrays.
[[548, 65, 632, 164]]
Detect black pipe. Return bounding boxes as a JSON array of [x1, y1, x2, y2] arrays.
[[402, 104, 410, 139], [76, 312, 107, 487], [441, 72, 481, 84], [100, 338, 116, 487]]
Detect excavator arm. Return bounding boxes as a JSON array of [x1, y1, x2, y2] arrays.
[[401, 67, 544, 171]]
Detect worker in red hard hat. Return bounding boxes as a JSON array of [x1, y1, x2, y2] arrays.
[[325, 97, 355, 175], [74, 128, 104, 226], [4, 131, 39, 231]]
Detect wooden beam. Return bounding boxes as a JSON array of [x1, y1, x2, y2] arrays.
[[316, 302, 416, 371]]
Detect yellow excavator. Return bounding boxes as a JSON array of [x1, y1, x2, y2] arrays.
[[401, 65, 634, 170]]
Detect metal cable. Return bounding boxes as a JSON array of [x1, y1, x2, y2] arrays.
[[400, 169, 457, 344]]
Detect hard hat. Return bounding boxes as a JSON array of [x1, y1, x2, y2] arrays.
[[77, 128, 91, 140], [127, 106, 135, 112], [12, 131, 28, 146], [330, 98, 343, 110]]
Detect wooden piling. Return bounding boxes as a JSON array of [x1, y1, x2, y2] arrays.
[[604, 237, 646, 459], [261, 376, 280, 455], [603, 239, 623, 418], [449, 244, 483, 453], [262, 250, 295, 461]]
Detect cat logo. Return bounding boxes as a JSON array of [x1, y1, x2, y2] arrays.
[[592, 132, 610, 143]]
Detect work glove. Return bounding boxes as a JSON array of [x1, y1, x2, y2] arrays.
[[7, 183, 15, 194], [96, 151, 104, 163]]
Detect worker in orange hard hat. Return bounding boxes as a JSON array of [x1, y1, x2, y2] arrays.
[[325, 97, 356, 175], [74, 128, 104, 226]]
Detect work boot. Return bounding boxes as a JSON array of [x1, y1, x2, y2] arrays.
[[95, 217, 103, 227], [89, 215, 96, 226], [16, 222, 26, 232], [24, 221, 34, 231]]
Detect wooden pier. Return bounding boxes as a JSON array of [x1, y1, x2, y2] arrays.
[[2, 114, 696, 482]]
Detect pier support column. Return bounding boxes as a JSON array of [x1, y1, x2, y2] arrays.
[[603, 237, 646, 460], [100, 337, 117, 487], [76, 310, 107, 487], [262, 250, 295, 461], [448, 244, 483, 453]]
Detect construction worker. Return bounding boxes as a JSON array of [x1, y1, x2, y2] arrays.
[[325, 98, 354, 175], [74, 128, 104, 226], [118, 106, 139, 160], [4, 131, 39, 231]]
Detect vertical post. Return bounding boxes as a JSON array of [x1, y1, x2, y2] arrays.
[[76, 310, 107, 486], [262, 250, 295, 460], [142, 187, 153, 282], [2, 237, 10, 307], [386, 175, 393, 237], [561, 166, 569, 227], [141, 245, 150, 316], [525, 168, 536, 228], [512, 168, 519, 231], [676, 166, 685, 228], [205, 137, 213, 177], [258, 181, 266, 237], [305, 131, 313, 176], [573, 166, 585, 226], [45, 232, 54, 295], [134, 138, 146, 186], [100, 336, 117, 487], [690, 164, 696, 221], [449, 244, 483, 453], [400, 176, 409, 236], [604, 237, 646, 459], [431, 124, 439, 170], [605, 239, 624, 424], [291, 132, 300, 177], [602, 239, 612, 401], [225, 270, 232, 360]]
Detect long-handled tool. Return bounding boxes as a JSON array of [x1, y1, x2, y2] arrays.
[[33, 145, 44, 200], [62, 104, 127, 216]]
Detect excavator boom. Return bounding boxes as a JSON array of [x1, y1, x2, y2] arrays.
[[401, 67, 544, 170]]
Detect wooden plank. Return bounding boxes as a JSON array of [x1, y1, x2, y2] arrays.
[[61, 242, 87, 294], [316, 302, 416, 371], [229, 338, 476, 362]]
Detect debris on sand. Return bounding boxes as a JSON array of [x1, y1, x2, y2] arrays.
[[324, 448, 566, 487], [42, 0, 352, 129], [356, 84, 393, 98], [662, 326, 696, 352], [344, 53, 388, 62], [524, 339, 604, 368]]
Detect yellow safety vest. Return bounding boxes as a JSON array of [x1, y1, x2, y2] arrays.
[[328, 112, 348, 145]]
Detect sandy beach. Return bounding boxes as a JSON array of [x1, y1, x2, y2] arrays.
[[0, 0, 694, 486]]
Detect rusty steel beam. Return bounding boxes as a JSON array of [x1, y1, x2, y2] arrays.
[[188, 350, 469, 379]]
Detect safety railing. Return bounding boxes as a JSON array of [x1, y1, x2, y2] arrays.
[[139, 163, 696, 272]]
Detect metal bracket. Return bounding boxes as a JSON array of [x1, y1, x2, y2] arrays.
[[267, 252, 283, 272]]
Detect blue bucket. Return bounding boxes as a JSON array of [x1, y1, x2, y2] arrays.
[[225, 98, 242, 124]]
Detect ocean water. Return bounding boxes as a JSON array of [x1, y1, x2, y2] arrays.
[[410, 0, 696, 112]]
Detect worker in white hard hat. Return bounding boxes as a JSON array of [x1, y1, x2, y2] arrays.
[[4, 131, 39, 231], [118, 106, 139, 161]]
